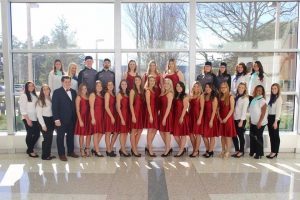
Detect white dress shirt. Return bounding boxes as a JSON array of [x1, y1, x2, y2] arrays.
[[48, 70, 63, 92], [248, 72, 266, 95], [268, 96, 283, 120], [36, 98, 53, 127], [18, 93, 38, 121], [249, 96, 268, 126], [231, 74, 250, 95], [234, 96, 249, 120]]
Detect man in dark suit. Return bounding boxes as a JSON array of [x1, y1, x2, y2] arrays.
[[52, 75, 79, 161]]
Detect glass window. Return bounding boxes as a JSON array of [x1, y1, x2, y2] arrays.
[[11, 3, 114, 49], [122, 3, 189, 49], [196, 52, 297, 92], [196, 2, 298, 50]]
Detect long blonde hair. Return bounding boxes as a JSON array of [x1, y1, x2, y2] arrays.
[[219, 82, 230, 106], [162, 78, 174, 95], [191, 81, 202, 99], [145, 75, 156, 90], [68, 62, 78, 78], [166, 58, 178, 73], [146, 60, 160, 75]]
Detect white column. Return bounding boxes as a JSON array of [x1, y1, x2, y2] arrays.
[[114, 0, 121, 91], [189, 0, 196, 90]]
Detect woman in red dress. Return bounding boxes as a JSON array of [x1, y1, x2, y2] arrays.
[[189, 81, 204, 157], [159, 78, 174, 157], [129, 75, 144, 157], [144, 75, 158, 157], [89, 80, 104, 157], [142, 60, 162, 97], [75, 83, 92, 157], [202, 83, 219, 158], [163, 58, 184, 89], [104, 81, 117, 157], [123, 60, 138, 90], [116, 80, 131, 157], [218, 82, 237, 158], [173, 81, 190, 157]]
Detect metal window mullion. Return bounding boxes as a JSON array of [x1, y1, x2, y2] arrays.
[[2, 0, 15, 134], [189, 0, 196, 88], [196, 49, 300, 53]]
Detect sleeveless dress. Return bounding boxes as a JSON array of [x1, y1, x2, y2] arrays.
[[159, 93, 173, 132], [203, 98, 219, 137], [165, 72, 179, 89], [219, 99, 237, 137], [104, 94, 116, 132], [144, 89, 158, 129], [117, 95, 131, 133], [75, 97, 91, 135], [92, 95, 104, 133], [126, 73, 136, 91], [173, 98, 189, 136], [189, 97, 203, 135], [131, 93, 144, 129]]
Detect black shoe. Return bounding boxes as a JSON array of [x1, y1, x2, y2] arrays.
[[204, 151, 214, 158], [161, 148, 172, 157], [28, 153, 39, 158], [266, 153, 278, 159], [254, 155, 262, 159], [202, 150, 209, 157], [42, 157, 52, 160], [174, 149, 185, 157], [119, 149, 131, 157], [231, 152, 239, 157], [106, 151, 116, 157], [249, 152, 254, 157], [190, 150, 200, 158], [93, 149, 104, 157], [234, 152, 244, 158], [145, 147, 156, 157], [131, 149, 141, 157]]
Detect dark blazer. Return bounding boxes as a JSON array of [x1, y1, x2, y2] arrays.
[[52, 87, 77, 125]]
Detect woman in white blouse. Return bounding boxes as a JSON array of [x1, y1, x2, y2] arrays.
[[68, 62, 78, 91], [18, 81, 40, 158], [267, 83, 283, 159], [36, 84, 55, 160], [249, 85, 268, 159], [248, 61, 266, 96], [231, 62, 249, 95], [48, 59, 65, 92], [232, 82, 249, 158]]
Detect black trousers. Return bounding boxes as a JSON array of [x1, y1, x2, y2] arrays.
[[232, 120, 246, 153], [22, 119, 40, 154], [56, 121, 75, 156], [267, 115, 280, 153], [39, 116, 55, 159], [249, 123, 266, 156]]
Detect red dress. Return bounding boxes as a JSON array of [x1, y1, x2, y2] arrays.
[[126, 73, 136, 91], [219, 99, 237, 137], [92, 95, 104, 133], [143, 73, 162, 97], [144, 89, 158, 129], [117, 95, 130, 133], [131, 93, 144, 129], [203, 98, 219, 137], [173, 98, 189, 136], [75, 97, 91, 135], [165, 72, 179, 89], [104, 94, 116, 132], [189, 97, 203, 135], [159, 93, 173, 132]]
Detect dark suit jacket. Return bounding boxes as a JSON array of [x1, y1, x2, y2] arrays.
[[52, 87, 77, 125]]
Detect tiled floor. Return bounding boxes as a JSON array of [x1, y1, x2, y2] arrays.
[[0, 152, 299, 200]]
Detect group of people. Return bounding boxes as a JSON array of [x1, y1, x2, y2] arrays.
[[19, 56, 282, 161]]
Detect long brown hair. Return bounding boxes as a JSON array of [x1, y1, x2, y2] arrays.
[[78, 83, 89, 98], [24, 81, 37, 102], [53, 59, 64, 75], [127, 60, 137, 73], [38, 84, 51, 107], [133, 75, 144, 100], [146, 60, 159, 75], [119, 79, 130, 96]]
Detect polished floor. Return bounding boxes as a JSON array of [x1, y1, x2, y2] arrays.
[[0, 152, 299, 200]]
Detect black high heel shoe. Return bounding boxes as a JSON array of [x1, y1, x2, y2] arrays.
[[92, 149, 104, 157], [202, 150, 209, 157], [266, 153, 278, 159], [234, 152, 244, 158], [190, 150, 200, 158], [28, 152, 39, 158], [161, 148, 172, 157], [249, 152, 255, 157], [119, 149, 131, 157], [145, 147, 156, 157], [174, 149, 185, 157], [131, 149, 141, 157], [204, 151, 214, 158]]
